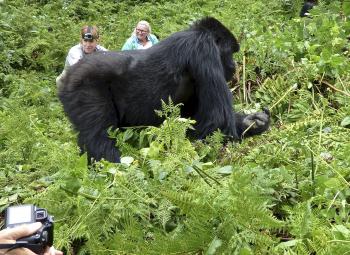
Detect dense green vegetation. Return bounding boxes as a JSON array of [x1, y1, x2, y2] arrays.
[[1, 0, 350, 254]]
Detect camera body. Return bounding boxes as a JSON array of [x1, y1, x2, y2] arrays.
[[4, 204, 54, 254]]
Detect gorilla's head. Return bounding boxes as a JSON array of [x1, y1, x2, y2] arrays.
[[220, 40, 239, 82], [191, 17, 240, 82]]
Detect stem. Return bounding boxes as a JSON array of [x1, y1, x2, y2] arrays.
[[310, 150, 315, 196], [193, 165, 212, 187], [241, 121, 256, 139], [243, 53, 247, 104], [193, 165, 222, 186], [269, 84, 297, 111], [321, 80, 350, 97]]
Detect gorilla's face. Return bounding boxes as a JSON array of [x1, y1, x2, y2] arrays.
[[221, 49, 236, 82], [218, 36, 239, 82]]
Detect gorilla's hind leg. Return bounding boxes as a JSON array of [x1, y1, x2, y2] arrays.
[[59, 76, 121, 163]]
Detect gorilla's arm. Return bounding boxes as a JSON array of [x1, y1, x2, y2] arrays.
[[233, 108, 270, 139], [185, 33, 238, 140]]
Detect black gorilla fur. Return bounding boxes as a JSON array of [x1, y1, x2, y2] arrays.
[[59, 17, 270, 163], [300, 1, 317, 17]]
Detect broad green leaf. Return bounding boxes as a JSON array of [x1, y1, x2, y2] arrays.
[[149, 141, 163, 158], [332, 225, 350, 240], [108, 167, 118, 175], [185, 166, 194, 174], [340, 116, 350, 127], [276, 239, 302, 248], [202, 162, 214, 169], [120, 156, 134, 166], [62, 177, 81, 194], [0, 198, 8, 206], [158, 171, 168, 181], [123, 129, 134, 142], [217, 165, 233, 175], [206, 237, 222, 255], [8, 193, 18, 202], [140, 147, 150, 158], [324, 178, 342, 189]]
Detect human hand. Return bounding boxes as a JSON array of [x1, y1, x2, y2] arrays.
[[44, 246, 63, 255], [0, 222, 63, 255]]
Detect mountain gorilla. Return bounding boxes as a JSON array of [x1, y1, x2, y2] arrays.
[[58, 17, 270, 163]]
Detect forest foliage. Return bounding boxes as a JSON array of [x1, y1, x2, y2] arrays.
[[0, 0, 350, 254]]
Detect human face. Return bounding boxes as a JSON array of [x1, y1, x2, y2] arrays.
[[81, 39, 98, 54], [135, 24, 149, 42]]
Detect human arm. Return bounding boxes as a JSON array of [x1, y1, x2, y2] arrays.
[[66, 45, 83, 67], [149, 34, 159, 45]]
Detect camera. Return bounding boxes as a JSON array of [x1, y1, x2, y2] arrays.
[[2, 204, 54, 254]]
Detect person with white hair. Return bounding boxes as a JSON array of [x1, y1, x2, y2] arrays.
[[121, 20, 159, 50]]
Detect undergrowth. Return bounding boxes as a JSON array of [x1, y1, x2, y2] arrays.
[[1, 0, 350, 254]]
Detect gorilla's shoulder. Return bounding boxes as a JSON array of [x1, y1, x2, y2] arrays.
[[83, 50, 140, 65]]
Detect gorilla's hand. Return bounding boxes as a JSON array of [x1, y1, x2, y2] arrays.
[[242, 108, 270, 135]]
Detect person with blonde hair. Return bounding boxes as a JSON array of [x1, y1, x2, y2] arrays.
[[56, 25, 107, 87], [121, 20, 159, 50]]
